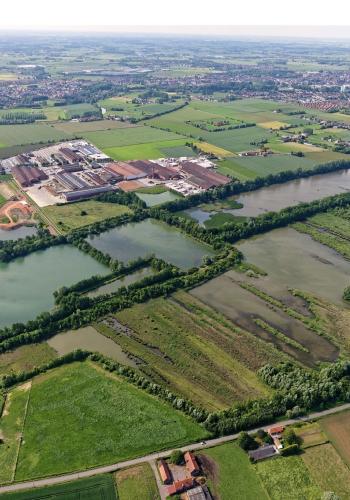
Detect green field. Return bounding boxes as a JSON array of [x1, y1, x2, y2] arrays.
[[99, 95, 185, 121], [0, 343, 56, 377], [201, 443, 267, 500], [0, 383, 31, 484], [302, 443, 350, 499], [52, 119, 134, 134], [0, 475, 117, 499], [42, 200, 132, 233], [98, 291, 279, 411], [83, 126, 182, 149], [0, 124, 72, 147], [15, 361, 206, 480], [256, 456, 321, 500], [116, 464, 159, 500], [104, 139, 190, 161]]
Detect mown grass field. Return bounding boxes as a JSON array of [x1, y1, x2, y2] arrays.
[[0, 475, 117, 499], [302, 443, 350, 499], [0, 123, 72, 146], [0, 383, 31, 484], [104, 139, 190, 161], [42, 200, 132, 233], [116, 464, 159, 500], [99, 95, 185, 120], [320, 410, 350, 466], [15, 361, 206, 480], [0, 343, 56, 377], [52, 119, 134, 133], [255, 456, 321, 500], [83, 126, 181, 149], [200, 443, 267, 500], [293, 422, 328, 449], [99, 291, 280, 411]]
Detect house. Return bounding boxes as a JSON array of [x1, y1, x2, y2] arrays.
[[167, 478, 196, 496], [268, 425, 285, 438], [158, 459, 172, 485], [248, 445, 278, 462], [186, 485, 212, 500], [185, 451, 201, 476]]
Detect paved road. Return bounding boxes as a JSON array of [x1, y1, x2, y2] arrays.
[[1, 402, 350, 495]]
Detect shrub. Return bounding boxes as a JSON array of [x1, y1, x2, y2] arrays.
[[280, 444, 300, 456], [169, 449, 184, 465], [238, 432, 259, 451]]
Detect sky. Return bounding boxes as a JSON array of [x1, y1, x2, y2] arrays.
[[1, 0, 350, 38]]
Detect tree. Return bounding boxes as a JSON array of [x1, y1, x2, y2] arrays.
[[283, 428, 302, 446], [169, 450, 184, 465], [238, 432, 258, 451]]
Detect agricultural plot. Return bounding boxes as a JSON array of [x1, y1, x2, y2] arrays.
[[105, 139, 190, 161], [102, 291, 280, 411], [320, 410, 350, 466], [302, 443, 350, 499], [52, 119, 134, 133], [200, 443, 267, 500], [42, 200, 132, 233], [82, 126, 182, 149], [0, 383, 31, 484], [0, 123, 72, 147], [256, 456, 321, 500], [15, 362, 206, 480], [293, 422, 328, 449], [0, 475, 117, 499], [116, 464, 159, 500], [0, 343, 56, 377], [99, 95, 185, 120]]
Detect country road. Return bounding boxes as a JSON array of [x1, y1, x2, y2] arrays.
[[1, 402, 350, 495]]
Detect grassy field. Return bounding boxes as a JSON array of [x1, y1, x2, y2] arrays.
[[200, 443, 267, 500], [293, 422, 328, 449], [104, 139, 190, 161], [98, 291, 280, 411], [0, 475, 117, 499], [320, 410, 350, 466], [99, 95, 184, 120], [302, 443, 350, 499], [83, 126, 181, 149], [0, 124, 72, 146], [256, 456, 321, 500], [0, 383, 31, 484], [52, 119, 134, 133], [159, 144, 195, 157], [0, 343, 56, 377], [0, 192, 6, 207], [15, 361, 206, 480], [42, 200, 132, 233], [116, 464, 159, 500]]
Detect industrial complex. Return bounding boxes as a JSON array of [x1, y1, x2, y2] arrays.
[[1, 140, 231, 206]]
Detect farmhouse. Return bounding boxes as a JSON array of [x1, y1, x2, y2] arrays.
[[268, 425, 285, 438], [248, 445, 278, 462], [158, 459, 172, 485], [167, 478, 196, 496], [185, 451, 201, 476]]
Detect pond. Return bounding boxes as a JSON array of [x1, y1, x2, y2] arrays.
[[87, 219, 214, 270], [136, 190, 180, 207], [87, 267, 154, 298], [48, 326, 136, 367], [236, 227, 350, 306], [0, 225, 37, 241], [0, 245, 109, 328]]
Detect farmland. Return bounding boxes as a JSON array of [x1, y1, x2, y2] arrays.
[[0, 475, 117, 499], [116, 464, 159, 500], [200, 443, 267, 500], [255, 456, 321, 500], [320, 410, 350, 466], [99, 95, 185, 121], [0, 123, 72, 147], [99, 291, 280, 411], [104, 138, 190, 161], [15, 361, 206, 480], [42, 200, 132, 233], [52, 119, 134, 133]]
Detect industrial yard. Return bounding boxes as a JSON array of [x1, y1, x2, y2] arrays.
[[0, 140, 231, 207]]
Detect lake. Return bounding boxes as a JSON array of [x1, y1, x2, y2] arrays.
[[87, 267, 154, 298], [48, 326, 136, 367], [0, 226, 37, 241], [87, 219, 214, 270], [0, 245, 109, 328], [136, 190, 180, 207], [185, 169, 350, 223]]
